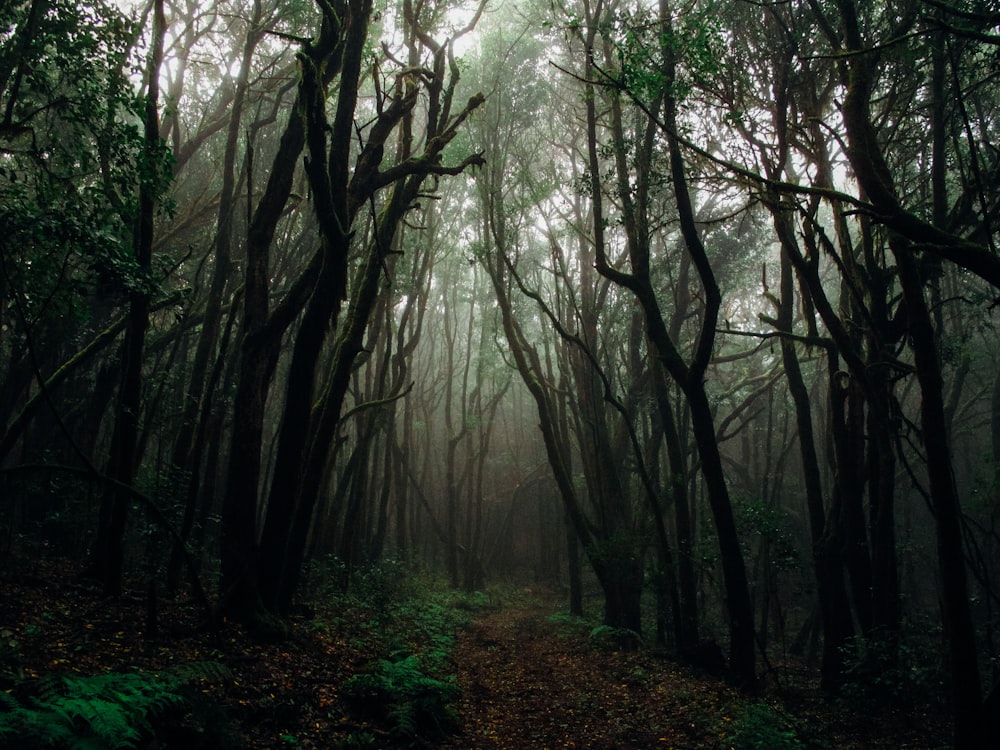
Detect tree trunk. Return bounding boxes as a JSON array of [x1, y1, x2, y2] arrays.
[[256, 0, 369, 612], [833, 0, 983, 738], [92, 0, 165, 596], [652, 365, 698, 652], [218, 87, 320, 619], [771, 208, 855, 689], [597, 559, 644, 633], [893, 235, 983, 747], [167, 15, 259, 594], [685, 384, 756, 686], [566, 511, 583, 617], [580, 1, 755, 685], [257, 4, 486, 611]]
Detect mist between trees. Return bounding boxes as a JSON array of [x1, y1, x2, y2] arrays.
[[2, 0, 1000, 746]]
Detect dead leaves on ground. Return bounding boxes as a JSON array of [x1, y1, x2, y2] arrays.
[[441, 609, 739, 749]]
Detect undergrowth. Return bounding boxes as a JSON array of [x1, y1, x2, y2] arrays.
[[588, 624, 643, 651], [546, 610, 594, 638], [321, 558, 493, 745], [343, 655, 459, 740], [839, 621, 946, 709], [0, 661, 231, 749], [728, 701, 806, 750]]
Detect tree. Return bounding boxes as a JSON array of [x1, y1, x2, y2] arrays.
[[6, 2, 1000, 740], [825, 1, 983, 742], [165, 0, 271, 594], [571, 0, 756, 685], [0, 0, 153, 467], [92, 0, 169, 596], [219, 0, 486, 620]]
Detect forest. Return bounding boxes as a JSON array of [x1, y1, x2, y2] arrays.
[[1, 0, 999, 747]]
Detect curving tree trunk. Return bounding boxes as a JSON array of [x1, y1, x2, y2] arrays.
[[581, 0, 756, 685], [256, 0, 487, 613]]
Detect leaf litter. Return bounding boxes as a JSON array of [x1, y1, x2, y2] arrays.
[[0, 558, 950, 748]]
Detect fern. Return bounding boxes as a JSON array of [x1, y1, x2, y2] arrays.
[[170, 659, 233, 686], [730, 701, 805, 750], [0, 661, 230, 749], [34, 670, 66, 703], [0, 690, 19, 711], [589, 624, 642, 651], [344, 655, 459, 739]]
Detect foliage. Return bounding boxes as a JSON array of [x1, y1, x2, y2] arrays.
[[346, 556, 410, 610], [322, 560, 493, 743], [588, 624, 643, 651], [324, 558, 488, 669], [737, 499, 801, 572], [839, 624, 945, 708], [333, 730, 378, 749], [0, 627, 22, 686], [343, 655, 459, 740], [0, 670, 183, 749], [546, 611, 594, 638], [611, 4, 724, 104], [0, 0, 173, 382], [728, 701, 806, 750], [0, 661, 231, 750], [546, 613, 644, 650]]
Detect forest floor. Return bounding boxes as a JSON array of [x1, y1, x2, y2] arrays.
[[0, 554, 952, 749], [440, 605, 950, 750]]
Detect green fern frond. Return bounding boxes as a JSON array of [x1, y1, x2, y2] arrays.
[[0, 667, 191, 749], [170, 659, 233, 685], [74, 696, 141, 747], [387, 700, 418, 737], [344, 655, 458, 739], [34, 670, 66, 703], [0, 689, 19, 711]]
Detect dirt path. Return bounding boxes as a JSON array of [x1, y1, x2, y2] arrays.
[[440, 606, 739, 749], [438, 605, 953, 750]]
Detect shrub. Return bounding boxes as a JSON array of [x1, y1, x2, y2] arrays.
[[334, 730, 377, 749], [348, 558, 410, 610]]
